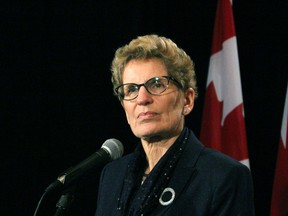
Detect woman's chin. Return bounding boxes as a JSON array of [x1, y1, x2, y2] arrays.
[[133, 126, 160, 139]]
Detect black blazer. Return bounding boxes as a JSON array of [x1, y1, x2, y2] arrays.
[[95, 131, 255, 216]]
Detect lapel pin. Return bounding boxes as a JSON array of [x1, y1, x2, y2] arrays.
[[159, 187, 175, 206]]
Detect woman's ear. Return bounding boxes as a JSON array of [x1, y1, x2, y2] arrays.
[[182, 88, 195, 116]]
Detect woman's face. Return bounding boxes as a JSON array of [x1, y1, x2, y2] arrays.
[[121, 58, 194, 141]]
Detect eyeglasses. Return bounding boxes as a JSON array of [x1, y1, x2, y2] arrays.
[[115, 76, 181, 101]]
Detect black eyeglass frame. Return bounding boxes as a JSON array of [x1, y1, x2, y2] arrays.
[[115, 76, 182, 101]]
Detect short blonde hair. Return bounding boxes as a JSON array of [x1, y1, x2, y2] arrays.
[[111, 34, 198, 99]]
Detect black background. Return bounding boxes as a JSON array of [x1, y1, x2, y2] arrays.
[[1, 0, 288, 215]]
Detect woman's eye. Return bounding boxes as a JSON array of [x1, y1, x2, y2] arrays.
[[151, 81, 164, 88], [126, 85, 138, 93]]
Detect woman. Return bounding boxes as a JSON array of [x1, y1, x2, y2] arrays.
[[95, 35, 254, 216]]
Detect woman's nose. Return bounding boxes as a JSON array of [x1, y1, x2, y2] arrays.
[[136, 86, 153, 105]]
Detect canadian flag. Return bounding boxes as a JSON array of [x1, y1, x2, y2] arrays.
[[270, 82, 288, 216], [200, 0, 250, 168]]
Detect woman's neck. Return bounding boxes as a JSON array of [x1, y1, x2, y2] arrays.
[[141, 136, 178, 173]]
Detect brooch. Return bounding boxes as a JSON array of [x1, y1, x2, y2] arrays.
[[159, 187, 175, 206]]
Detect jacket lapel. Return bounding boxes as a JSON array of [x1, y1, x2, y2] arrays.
[[154, 131, 205, 215]]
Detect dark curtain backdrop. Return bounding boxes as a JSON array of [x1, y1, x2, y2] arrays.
[[1, 0, 287, 215]]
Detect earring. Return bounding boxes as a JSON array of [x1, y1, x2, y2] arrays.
[[183, 106, 191, 115], [183, 109, 187, 115]]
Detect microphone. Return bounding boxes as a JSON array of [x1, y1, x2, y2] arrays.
[[45, 138, 124, 192]]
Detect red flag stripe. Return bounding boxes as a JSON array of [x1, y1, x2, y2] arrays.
[[211, 0, 235, 54], [271, 82, 288, 216]]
